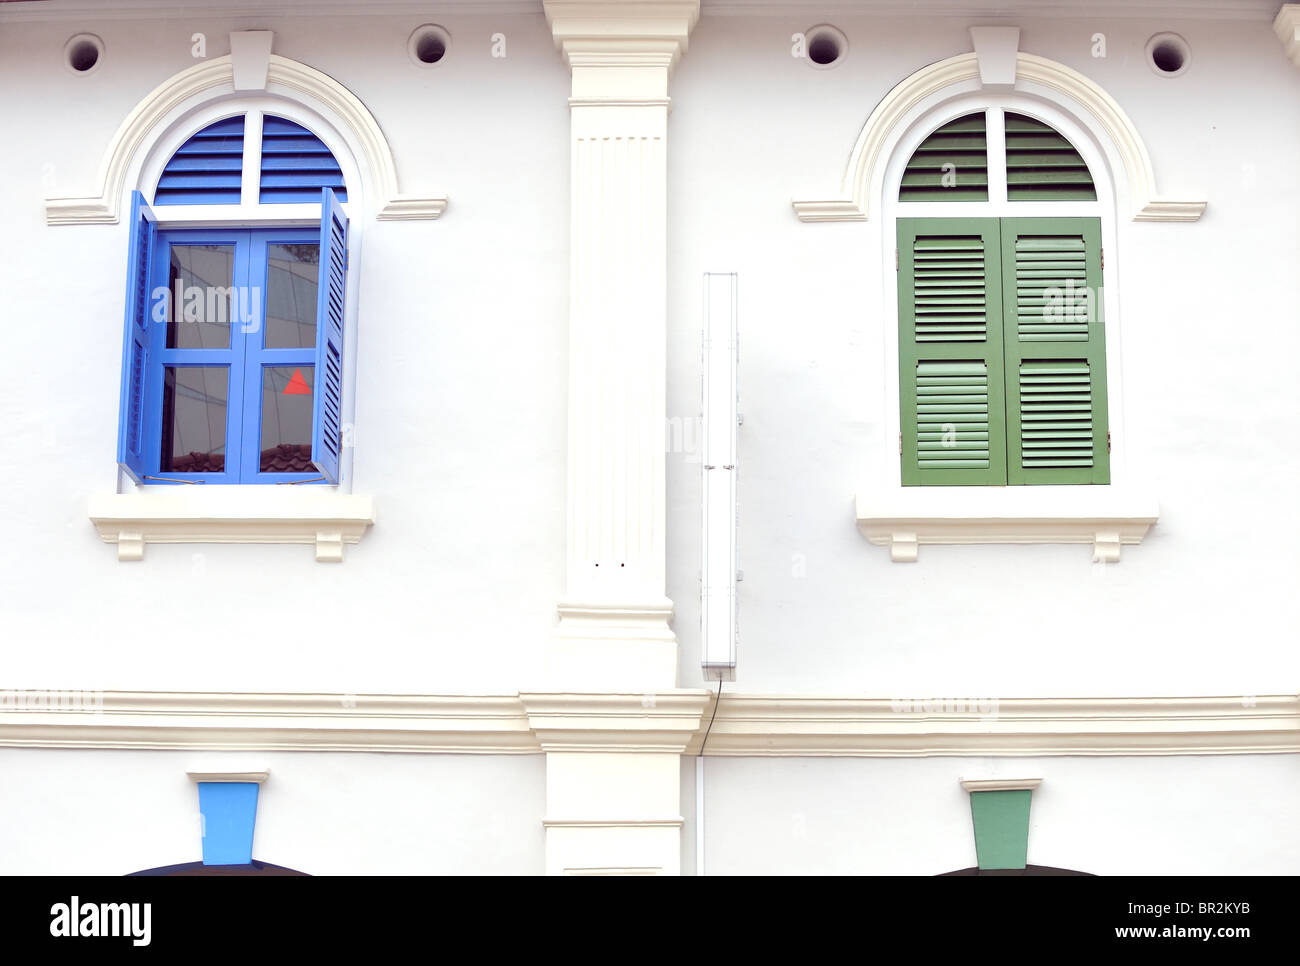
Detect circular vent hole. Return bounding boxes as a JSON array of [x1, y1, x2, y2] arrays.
[[64, 34, 103, 74], [1146, 33, 1190, 77], [408, 24, 450, 67], [804, 25, 847, 69], [416, 33, 445, 63]]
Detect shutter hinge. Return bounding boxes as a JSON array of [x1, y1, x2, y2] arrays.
[[899, 433, 903, 456], [895, 249, 899, 271], [1107, 430, 1112, 453], [1100, 248, 1104, 270]]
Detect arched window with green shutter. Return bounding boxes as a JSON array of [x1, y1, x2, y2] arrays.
[[895, 108, 1109, 486]]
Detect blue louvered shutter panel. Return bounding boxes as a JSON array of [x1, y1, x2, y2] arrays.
[[117, 191, 156, 483], [154, 116, 244, 205], [311, 189, 348, 483], [260, 116, 348, 203]]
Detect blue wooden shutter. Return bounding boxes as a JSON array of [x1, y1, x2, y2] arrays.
[[259, 116, 347, 203], [153, 116, 245, 205], [311, 188, 348, 483], [117, 190, 156, 483]]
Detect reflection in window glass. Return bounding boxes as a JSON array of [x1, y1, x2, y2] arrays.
[[160, 366, 227, 472], [260, 366, 315, 472], [265, 244, 319, 349], [167, 244, 236, 349]]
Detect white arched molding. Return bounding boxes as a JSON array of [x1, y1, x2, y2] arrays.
[[45, 54, 446, 225], [792, 52, 1206, 224]]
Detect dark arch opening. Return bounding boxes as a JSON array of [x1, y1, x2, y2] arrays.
[[940, 865, 1094, 877], [129, 860, 308, 876]]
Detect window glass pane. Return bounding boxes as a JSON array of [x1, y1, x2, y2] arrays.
[[167, 244, 236, 348], [260, 366, 315, 472], [160, 366, 227, 473], [265, 243, 319, 349]]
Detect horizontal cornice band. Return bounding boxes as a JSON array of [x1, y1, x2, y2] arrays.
[[0, 691, 1294, 757]]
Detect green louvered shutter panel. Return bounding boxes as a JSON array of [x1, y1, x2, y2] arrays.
[[899, 218, 1007, 485], [1000, 217, 1109, 484], [898, 113, 989, 202], [1004, 113, 1096, 202]]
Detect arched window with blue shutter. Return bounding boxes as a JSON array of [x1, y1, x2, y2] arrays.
[[117, 112, 352, 485]]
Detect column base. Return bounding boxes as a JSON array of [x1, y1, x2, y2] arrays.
[[543, 811, 684, 875], [548, 598, 678, 691], [519, 698, 711, 876]]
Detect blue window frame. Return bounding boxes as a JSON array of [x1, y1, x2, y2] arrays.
[[117, 188, 349, 485]]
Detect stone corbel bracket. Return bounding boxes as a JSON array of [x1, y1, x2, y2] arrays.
[[858, 517, 1154, 563], [89, 489, 375, 562], [187, 769, 270, 784], [855, 490, 1159, 563], [960, 778, 1041, 792]]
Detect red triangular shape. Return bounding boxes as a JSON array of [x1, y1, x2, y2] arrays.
[[282, 368, 311, 396]]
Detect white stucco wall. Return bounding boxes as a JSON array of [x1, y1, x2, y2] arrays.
[[0, 4, 1295, 876], [0, 13, 570, 695], [697, 754, 1300, 875], [0, 748, 545, 874], [2, 11, 1295, 699], [666, 14, 1300, 696]]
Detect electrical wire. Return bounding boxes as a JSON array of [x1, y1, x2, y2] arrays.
[[698, 678, 723, 756]]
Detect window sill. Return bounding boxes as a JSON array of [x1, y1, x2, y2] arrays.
[[88, 487, 375, 562], [855, 486, 1158, 562]]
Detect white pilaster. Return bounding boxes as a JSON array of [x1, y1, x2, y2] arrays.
[[546, 1, 699, 692], [539, 1, 701, 877], [1276, 5, 1300, 68], [521, 691, 711, 876]]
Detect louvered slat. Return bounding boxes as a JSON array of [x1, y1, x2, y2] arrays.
[[899, 113, 989, 202], [1013, 234, 1089, 341], [1018, 361, 1094, 467], [260, 116, 348, 204], [916, 362, 991, 469], [154, 117, 244, 205], [1005, 113, 1096, 202], [913, 235, 988, 341]]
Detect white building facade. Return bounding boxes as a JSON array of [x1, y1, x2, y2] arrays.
[[0, 0, 1297, 875]]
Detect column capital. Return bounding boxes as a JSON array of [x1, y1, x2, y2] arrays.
[[1276, 5, 1300, 68], [545, 0, 700, 72], [520, 691, 712, 753]]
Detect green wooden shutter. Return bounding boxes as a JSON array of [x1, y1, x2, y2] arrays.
[[1000, 217, 1109, 484], [1004, 113, 1096, 202], [898, 113, 989, 202], [898, 218, 1007, 485]]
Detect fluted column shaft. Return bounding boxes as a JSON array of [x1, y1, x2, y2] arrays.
[[546, 2, 698, 690]]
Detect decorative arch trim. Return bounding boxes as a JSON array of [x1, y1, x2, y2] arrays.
[[792, 51, 1205, 224], [45, 54, 446, 225]]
